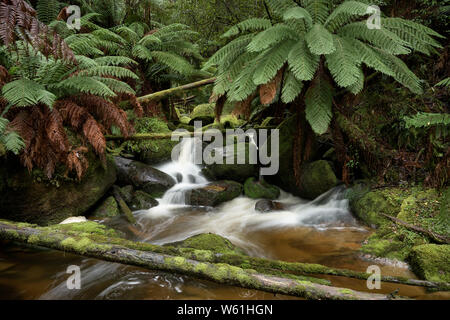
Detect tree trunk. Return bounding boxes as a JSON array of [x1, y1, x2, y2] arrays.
[[137, 78, 216, 104], [0, 220, 408, 300]]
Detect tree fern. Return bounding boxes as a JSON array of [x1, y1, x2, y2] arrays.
[[205, 0, 443, 134], [404, 113, 450, 129], [2, 79, 56, 108], [36, 0, 61, 24], [0, 117, 25, 155]]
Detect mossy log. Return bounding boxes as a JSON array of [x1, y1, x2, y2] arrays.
[[137, 78, 216, 103], [379, 212, 450, 245], [0, 220, 403, 300], [111, 185, 136, 224]]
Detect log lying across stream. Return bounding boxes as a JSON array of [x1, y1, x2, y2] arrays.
[[0, 219, 411, 300], [2, 219, 450, 297]]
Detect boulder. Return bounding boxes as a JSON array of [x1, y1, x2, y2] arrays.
[[114, 157, 176, 198], [91, 196, 120, 219], [189, 103, 215, 126], [201, 143, 259, 183], [128, 190, 159, 211], [166, 233, 246, 255], [185, 180, 243, 207], [409, 244, 450, 282], [0, 156, 117, 225], [297, 160, 338, 200], [244, 177, 280, 200], [255, 200, 285, 213]]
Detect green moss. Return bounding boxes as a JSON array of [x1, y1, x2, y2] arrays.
[[409, 244, 450, 282], [179, 116, 191, 125], [298, 160, 337, 200], [190, 103, 215, 120], [60, 236, 111, 254], [43, 221, 121, 238], [91, 196, 120, 218], [244, 177, 280, 200], [219, 115, 245, 128], [168, 233, 246, 255]]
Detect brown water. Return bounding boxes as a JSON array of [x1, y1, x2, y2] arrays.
[[0, 209, 448, 300]]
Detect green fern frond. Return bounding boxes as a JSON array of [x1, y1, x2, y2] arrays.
[[264, 0, 298, 18], [281, 70, 304, 103], [36, 0, 61, 24], [95, 77, 135, 95], [305, 75, 333, 135], [287, 38, 319, 81], [283, 6, 313, 28], [404, 113, 450, 129], [222, 18, 273, 38], [2, 79, 56, 108], [304, 0, 330, 24], [306, 24, 336, 55], [325, 36, 361, 88], [325, 1, 370, 32], [339, 22, 411, 55], [253, 40, 295, 85], [94, 56, 137, 66], [138, 34, 162, 47], [347, 38, 394, 77], [203, 34, 254, 69], [78, 66, 139, 80], [131, 44, 153, 61], [53, 76, 116, 98], [346, 68, 364, 95], [151, 51, 195, 75], [435, 77, 450, 88], [227, 59, 260, 102], [247, 24, 299, 53], [375, 48, 423, 94], [1, 130, 25, 155], [115, 26, 140, 43]]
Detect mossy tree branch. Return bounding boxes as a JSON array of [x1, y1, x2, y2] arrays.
[[0, 219, 410, 300]]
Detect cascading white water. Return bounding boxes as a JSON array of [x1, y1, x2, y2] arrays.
[[152, 137, 207, 207], [136, 137, 366, 255]]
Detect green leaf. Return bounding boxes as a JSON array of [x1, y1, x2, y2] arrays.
[[305, 24, 336, 55], [305, 76, 333, 135], [288, 38, 319, 81], [2, 79, 56, 108]]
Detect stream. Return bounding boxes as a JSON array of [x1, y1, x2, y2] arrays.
[[0, 137, 448, 300]]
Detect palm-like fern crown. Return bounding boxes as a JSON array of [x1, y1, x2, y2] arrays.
[[205, 0, 445, 134]]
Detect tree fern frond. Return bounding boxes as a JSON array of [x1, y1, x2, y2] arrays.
[[36, 0, 61, 24], [325, 36, 361, 88], [283, 6, 313, 28], [375, 48, 423, 94], [253, 40, 295, 85], [346, 68, 364, 95], [305, 74, 333, 135], [94, 56, 137, 66], [304, 0, 330, 24], [151, 51, 195, 75], [435, 77, 450, 88], [138, 34, 162, 47], [1, 130, 25, 155], [338, 22, 411, 55], [287, 38, 319, 81], [203, 34, 254, 69], [227, 58, 260, 102], [306, 24, 336, 55], [2, 79, 55, 108], [131, 44, 153, 61], [115, 26, 140, 43], [404, 113, 450, 129], [281, 70, 304, 103], [95, 77, 135, 95], [264, 0, 298, 18], [247, 24, 298, 53], [53, 76, 116, 98], [325, 1, 370, 32], [78, 66, 139, 80], [222, 18, 273, 38]]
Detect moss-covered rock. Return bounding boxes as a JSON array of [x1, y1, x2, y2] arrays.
[[409, 244, 450, 282], [0, 156, 116, 225], [189, 103, 215, 125], [128, 190, 158, 211], [91, 196, 120, 219], [123, 117, 177, 165], [219, 115, 245, 128], [244, 177, 280, 200], [255, 200, 285, 213], [179, 116, 192, 125], [176, 123, 195, 132], [186, 180, 243, 207], [118, 185, 134, 203], [201, 143, 259, 183], [297, 160, 338, 200], [349, 185, 449, 263], [166, 233, 246, 255]]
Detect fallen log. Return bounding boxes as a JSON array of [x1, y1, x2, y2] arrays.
[[379, 212, 450, 245], [137, 78, 216, 103], [0, 220, 403, 300], [111, 185, 136, 224]]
